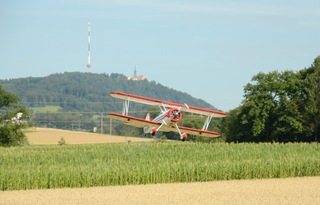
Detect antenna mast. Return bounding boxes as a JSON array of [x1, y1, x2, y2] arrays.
[[87, 19, 91, 73]]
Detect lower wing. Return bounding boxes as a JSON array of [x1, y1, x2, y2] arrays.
[[107, 113, 221, 138], [107, 113, 160, 128], [165, 126, 221, 138]]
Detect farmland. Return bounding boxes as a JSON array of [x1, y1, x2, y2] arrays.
[[1, 141, 319, 191], [2, 177, 320, 205], [25, 127, 151, 145]]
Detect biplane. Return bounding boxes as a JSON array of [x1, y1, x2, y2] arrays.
[[107, 92, 227, 141]]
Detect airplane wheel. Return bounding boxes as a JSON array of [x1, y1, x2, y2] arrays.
[[151, 127, 157, 136]]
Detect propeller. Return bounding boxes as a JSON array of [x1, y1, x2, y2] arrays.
[[167, 108, 182, 123]]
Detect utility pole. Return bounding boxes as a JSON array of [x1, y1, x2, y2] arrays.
[[100, 112, 103, 134], [109, 118, 112, 135]]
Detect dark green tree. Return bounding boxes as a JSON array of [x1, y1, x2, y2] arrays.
[[238, 71, 285, 142], [224, 107, 251, 142], [298, 56, 320, 141], [225, 56, 320, 142], [0, 85, 30, 146]]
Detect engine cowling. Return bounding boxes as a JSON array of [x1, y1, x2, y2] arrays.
[[167, 108, 182, 123]]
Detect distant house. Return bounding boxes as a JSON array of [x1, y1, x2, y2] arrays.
[[127, 67, 145, 81], [127, 75, 145, 81]]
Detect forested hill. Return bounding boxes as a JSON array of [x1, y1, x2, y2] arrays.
[[0, 72, 217, 113]]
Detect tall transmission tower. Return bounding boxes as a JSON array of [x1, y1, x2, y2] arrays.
[[134, 66, 137, 77], [87, 19, 91, 73]]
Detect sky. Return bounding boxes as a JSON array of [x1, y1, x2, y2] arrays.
[[1, 0, 320, 111]]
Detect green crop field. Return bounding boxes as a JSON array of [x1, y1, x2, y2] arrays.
[[1, 142, 320, 191], [31, 106, 62, 113]]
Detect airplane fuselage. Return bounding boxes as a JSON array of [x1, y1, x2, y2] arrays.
[[108, 91, 227, 141]]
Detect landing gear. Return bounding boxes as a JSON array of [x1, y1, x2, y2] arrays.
[[151, 127, 157, 136], [181, 133, 187, 142]]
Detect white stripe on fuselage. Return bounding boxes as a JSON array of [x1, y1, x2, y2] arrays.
[[144, 110, 172, 134], [153, 110, 169, 123]]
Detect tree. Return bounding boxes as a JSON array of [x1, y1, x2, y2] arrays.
[[224, 106, 251, 142], [0, 85, 30, 146], [298, 56, 320, 141], [232, 71, 287, 142], [226, 70, 303, 142], [225, 56, 320, 142]]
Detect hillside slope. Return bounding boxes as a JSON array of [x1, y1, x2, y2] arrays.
[[0, 72, 223, 137], [0, 72, 217, 112]]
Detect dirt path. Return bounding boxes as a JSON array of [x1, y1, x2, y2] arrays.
[[1, 177, 319, 205]]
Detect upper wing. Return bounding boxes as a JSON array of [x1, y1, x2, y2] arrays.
[[110, 92, 227, 118], [107, 113, 221, 138]]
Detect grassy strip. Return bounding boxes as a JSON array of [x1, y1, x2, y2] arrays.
[[1, 142, 320, 191], [31, 106, 62, 113]]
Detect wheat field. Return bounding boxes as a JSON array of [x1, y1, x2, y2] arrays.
[[25, 127, 151, 145], [1, 128, 319, 204], [1, 177, 320, 205]]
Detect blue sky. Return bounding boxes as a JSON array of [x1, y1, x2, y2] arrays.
[[1, 0, 320, 111]]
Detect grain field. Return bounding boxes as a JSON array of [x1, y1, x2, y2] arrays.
[[25, 127, 151, 145], [1, 177, 320, 205]]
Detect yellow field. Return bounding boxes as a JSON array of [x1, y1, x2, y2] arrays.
[[10, 128, 319, 204], [25, 127, 152, 145], [1, 177, 320, 204]]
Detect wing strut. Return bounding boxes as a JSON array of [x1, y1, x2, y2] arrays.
[[202, 114, 213, 131], [158, 103, 167, 112], [122, 99, 130, 115], [156, 120, 166, 131], [174, 123, 184, 140]]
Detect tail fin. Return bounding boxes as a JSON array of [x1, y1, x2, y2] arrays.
[[143, 113, 152, 135], [145, 112, 151, 121]]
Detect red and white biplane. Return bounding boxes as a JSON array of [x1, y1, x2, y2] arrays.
[[107, 92, 227, 141]]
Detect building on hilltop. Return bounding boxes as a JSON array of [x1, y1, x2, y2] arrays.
[[127, 67, 145, 81]]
